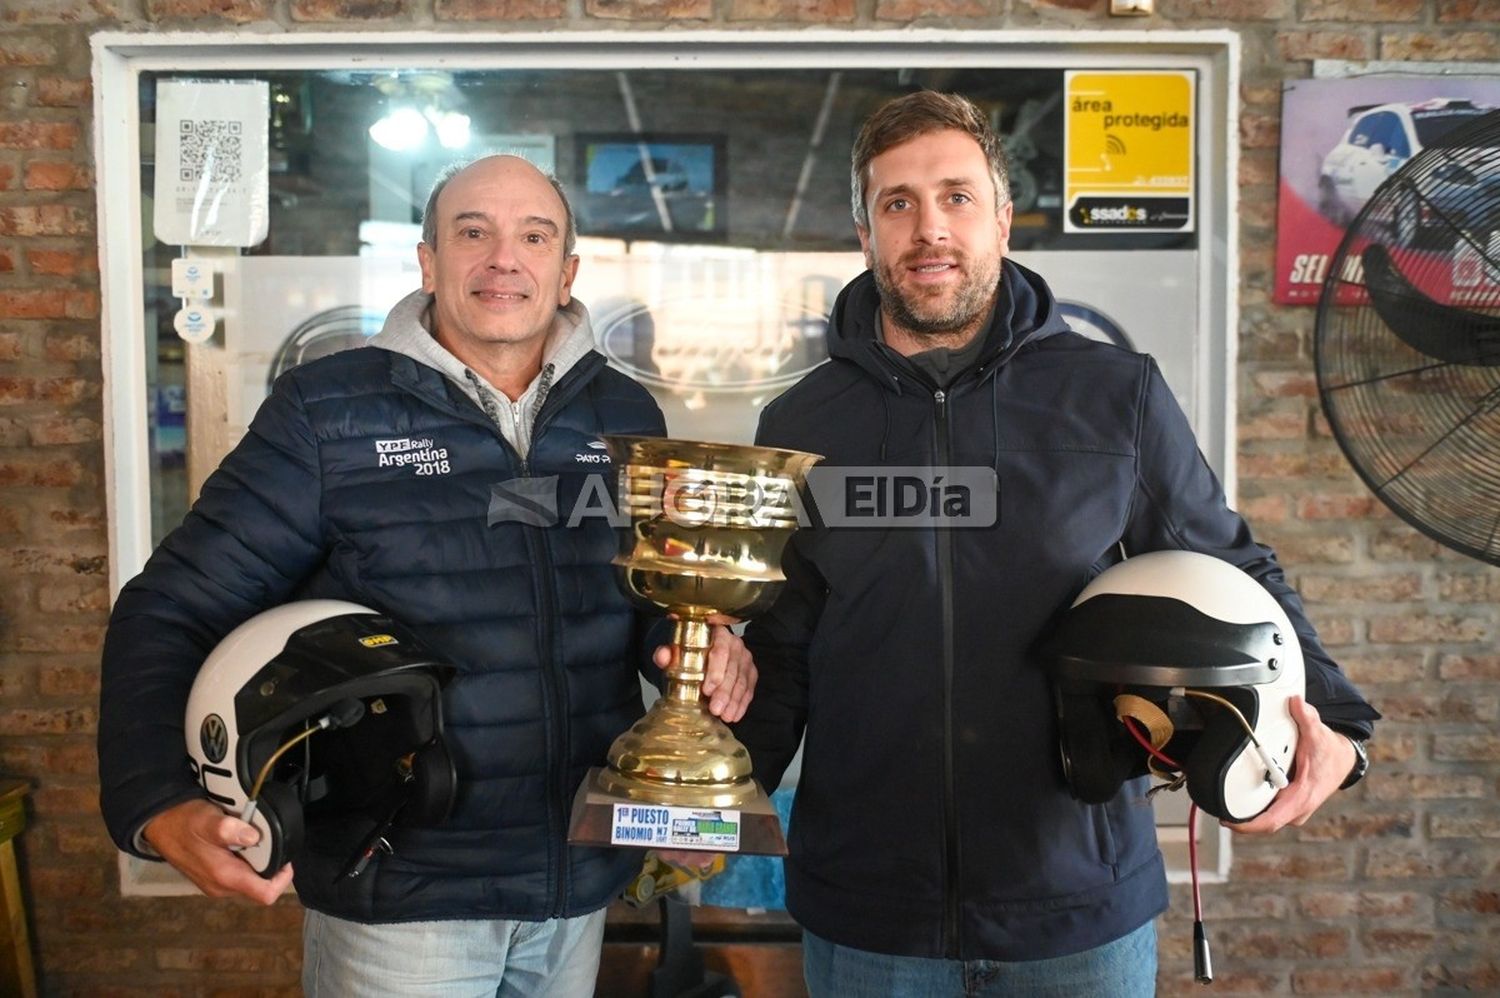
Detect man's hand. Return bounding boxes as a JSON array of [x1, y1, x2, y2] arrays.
[[142, 798, 293, 904], [1228, 696, 1357, 836], [652, 617, 757, 722]]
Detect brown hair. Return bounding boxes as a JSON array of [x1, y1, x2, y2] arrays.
[[850, 91, 1011, 227]]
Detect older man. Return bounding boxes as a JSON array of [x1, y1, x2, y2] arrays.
[[99, 155, 755, 996]]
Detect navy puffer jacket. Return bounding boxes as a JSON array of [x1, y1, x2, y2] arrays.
[[99, 345, 665, 922]]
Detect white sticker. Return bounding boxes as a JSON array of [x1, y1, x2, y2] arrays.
[[170, 257, 216, 299], [173, 306, 217, 344], [153, 79, 270, 248], [610, 803, 741, 852]]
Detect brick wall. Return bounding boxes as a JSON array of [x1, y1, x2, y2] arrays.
[[1, 0, 1496, 994]]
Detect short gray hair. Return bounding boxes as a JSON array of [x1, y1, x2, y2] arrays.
[[420, 156, 578, 256]]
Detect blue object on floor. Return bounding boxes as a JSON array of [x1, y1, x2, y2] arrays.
[[699, 786, 794, 911]]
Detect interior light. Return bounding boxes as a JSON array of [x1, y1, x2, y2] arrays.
[[369, 106, 429, 152], [430, 110, 471, 150]]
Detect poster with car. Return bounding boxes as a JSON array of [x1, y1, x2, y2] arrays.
[[1274, 76, 1498, 305]]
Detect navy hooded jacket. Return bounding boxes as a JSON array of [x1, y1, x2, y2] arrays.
[[99, 344, 665, 922], [735, 259, 1378, 961]]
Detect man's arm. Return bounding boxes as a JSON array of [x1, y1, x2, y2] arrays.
[[99, 373, 328, 876], [1121, 357, 1378, 828]]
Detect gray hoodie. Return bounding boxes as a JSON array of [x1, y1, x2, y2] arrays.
[[369, 289, 598, 461]]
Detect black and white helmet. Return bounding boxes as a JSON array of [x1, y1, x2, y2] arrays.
[[185, 600, 455, 876], [1046, 551, 1303, 823]]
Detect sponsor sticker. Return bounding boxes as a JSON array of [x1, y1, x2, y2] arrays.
[[359, 634, 397, 648], [610, 804, 742, 851]]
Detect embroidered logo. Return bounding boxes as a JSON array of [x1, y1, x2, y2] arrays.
[[575, 439, 611, 464], [373, 436, 451, 477]]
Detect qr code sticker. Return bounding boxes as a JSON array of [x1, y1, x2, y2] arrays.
[[178, 119, 243, 183]]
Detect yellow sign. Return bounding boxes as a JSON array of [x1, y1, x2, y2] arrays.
[[359, 634, 397, 648], [1064, 71, 1195, 233]]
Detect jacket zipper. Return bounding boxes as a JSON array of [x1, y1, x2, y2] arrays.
[[933, 387, 961, 957]]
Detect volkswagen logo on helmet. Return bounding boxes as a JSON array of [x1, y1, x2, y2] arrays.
[[200, 713, 228, 764]]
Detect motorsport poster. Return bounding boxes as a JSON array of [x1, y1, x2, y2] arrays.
[[1273, 76, 1498, 305]]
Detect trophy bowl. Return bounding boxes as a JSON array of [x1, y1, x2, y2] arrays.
[[567, 435, 820, 855]]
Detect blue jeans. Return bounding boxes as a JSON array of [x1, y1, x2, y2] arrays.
[[301, 907, 607, 998], [803, 920, 1157, 998]]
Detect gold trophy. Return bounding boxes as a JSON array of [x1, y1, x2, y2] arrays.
[[567, 436, 820, 855]]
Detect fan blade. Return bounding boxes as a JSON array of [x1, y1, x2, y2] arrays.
[[1362, 244, 1500, 367]]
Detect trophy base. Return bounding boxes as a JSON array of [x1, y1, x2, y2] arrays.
[[567, 767, 788, 855]]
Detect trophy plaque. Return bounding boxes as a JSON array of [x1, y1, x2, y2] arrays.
[[567, 435, 820, 855]]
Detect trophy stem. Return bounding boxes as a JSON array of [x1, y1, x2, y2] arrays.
[[664, 617, 711, 704]]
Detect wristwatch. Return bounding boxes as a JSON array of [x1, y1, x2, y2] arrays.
[[1338, 735, 1370, 790]]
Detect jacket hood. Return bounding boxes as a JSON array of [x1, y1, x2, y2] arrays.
[[826, 257, 1071, 390]]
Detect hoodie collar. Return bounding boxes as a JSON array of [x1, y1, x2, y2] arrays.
[[827, 257, 1070, 393], [368, 288, 598, 412]]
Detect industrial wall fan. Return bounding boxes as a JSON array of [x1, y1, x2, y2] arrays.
[[1314, 108, 1500, 565]]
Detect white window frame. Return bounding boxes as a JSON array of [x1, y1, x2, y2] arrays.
[[93, 29, 1239, 895]]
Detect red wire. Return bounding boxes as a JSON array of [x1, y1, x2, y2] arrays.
[[1121, 716, 1203, 922]]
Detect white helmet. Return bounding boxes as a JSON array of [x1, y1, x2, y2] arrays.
[[185, 600, 455, 876], [1046, 551, 1303, 823]]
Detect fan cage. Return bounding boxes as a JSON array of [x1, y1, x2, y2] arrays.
[[1314, 108, 1500, 566]]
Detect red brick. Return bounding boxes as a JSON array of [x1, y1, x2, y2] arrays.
[[0, 376, 97, 406], [0, 457, 86, 488], [1017, 0, 1101, 10], [1276, 30, 1375, 61], [0, 248, 13, 273], [1437, 0, 1500, 19], [1250, 369, 1317, 398], [145, 0, 274, 20], [1441, 653, 1500, 680], [156, 947, 283, 972], [1298, 890, 1427, 918], [1159, 0, 1290, 17], [1237, 450, 1349, 479], [37, 665, 100, 696], [1297, 573, 1423, 603], [13, 623, 106, 652], [1422, 963, 1500, 991], [1432, 734, 1500, 762], [1156, 971, 1284, 996], [1441, 888, 1500, 914], [1332, 651, 1422, 681], [37, 577, 108, 614], [290, 0, 408, 16], [1363, 927, 1438, 953], [1258, 532, 1356, 565], [24, 160, 90, 190], [1297, 810, 1414, 841], [0, 37, 59, 66], [1371, 730, 1420, 759], [25, 248, 97, 277], [53, 821, 109, 854], [587, 0, 712, 15], [1292, 967, 1413, 994], [1381, 31, 1500, 60], [1222, 927, 1348, 959], [1233, 849, 1352, 881], [1366, 846, 1491, 878], [0, 204, 92, 236], [1397, 691, 1500, 721], [1366, 772, 1485, 801], [434, 0, 564, 16], [729, 0, 855, 17], [44, 333, 100, 362], [36, 76, 91, 106], [0, 289, 97, 319], [1302, 0, 1421, 19], [1367, 613, 1489, 645], [0, 331, 21, 360], [0, 121, 80, 150], [877, 0, 993, 16], [0, 705, 97, 734], [1431, 808, 1500, 840], [0, 0, 122, 21], [27, 416, 100, 447], [1236, 494, 1286, 523], [27, 861, 109, 896], [1239, 407, 1307, 441], [1435, 571, 1500, 603]]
